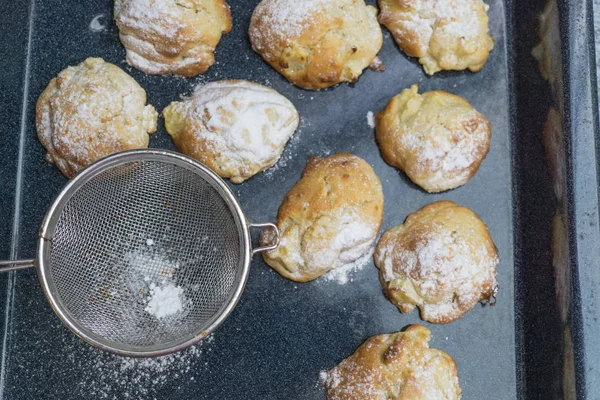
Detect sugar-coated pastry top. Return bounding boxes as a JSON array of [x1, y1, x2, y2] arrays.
[[322, 325, 462, 400], [164, 80, 299, 183], [378, 0, 494, 75], [376, 84, 491, 193], [114, 0, 232, 77], [249, 0, 383, 90], [36, 57, 158, 178], [261, 153, 384, 282], [374, 201, 499, 324]]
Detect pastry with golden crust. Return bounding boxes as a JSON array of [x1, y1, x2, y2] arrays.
[[249, 0, 383, 90], [164, 80, 299, 183], [378, 0, 494, 75], [114, 0, 232, 77], [36, 57, 158, 178], [374, 201, 499, 324], [260, 153, 384, 282], [322, 325, 462, 400], [376, 84, 491, 193]]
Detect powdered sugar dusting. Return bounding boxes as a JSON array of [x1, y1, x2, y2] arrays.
[[252, 0, 336, 40], [322, 247, 374, 284], [145, 282, 185, 319], [166, 80, 299, 182]]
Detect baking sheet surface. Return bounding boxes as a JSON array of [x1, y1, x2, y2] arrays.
[[0, 0, 515, 398]]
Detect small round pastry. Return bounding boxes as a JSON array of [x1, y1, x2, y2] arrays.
[[249, 0, 383, 90], [378, 0, 494, 75], [322, 325, 462, 400], [260, 153, 384, 282], [114, 0, 232, 77], [36, 57, 158, 178], [374, 201, 499, 324], [163, 80, 299, 183], [376, 84, 491, 193]]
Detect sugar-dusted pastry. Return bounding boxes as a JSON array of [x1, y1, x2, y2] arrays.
[[36, 57, 158, 178], [114, 0, 232, 77], [378, 0, 494, 75], [321, 325, 462, 400], [260, 153, 384, 282], [376, 84, 491, 193], [249, 0, 383, 90], [374, 201, 499, 324], [163, 80, 299, 183]]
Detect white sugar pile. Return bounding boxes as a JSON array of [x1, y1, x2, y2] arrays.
[[366, 111, 375, 128], [145, 282, 185, 319]]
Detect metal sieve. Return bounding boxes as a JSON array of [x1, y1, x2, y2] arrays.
[[0, 149, 280, 357]]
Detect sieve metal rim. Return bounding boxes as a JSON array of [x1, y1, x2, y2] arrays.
[[36, 149, 253, 357]]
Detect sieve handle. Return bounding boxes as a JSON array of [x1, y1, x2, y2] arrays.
[[0, 259, 35, 272], [250, 222, 280, 255]]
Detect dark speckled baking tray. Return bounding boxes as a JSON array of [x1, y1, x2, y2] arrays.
[[0, 0, 596, 398]]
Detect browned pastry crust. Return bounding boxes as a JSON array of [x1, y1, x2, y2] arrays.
[[322, 325, 462, 399], [249, 0, 383, 90], [374, 201, 499, 324], [36, 57, 158, 178], [378, 0, 494, 75], [376, 84, 491, 193], [261, 153, 384, 282], [114, 0, 232, 77]]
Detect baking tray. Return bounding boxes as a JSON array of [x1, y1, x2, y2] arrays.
[[0, 0, 595, 398]]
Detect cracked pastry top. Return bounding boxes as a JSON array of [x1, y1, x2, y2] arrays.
[[374, 200, 499, 324], [36, 57, 158, 178], [163, 80, 299, 183], [376, 84, 491, 193], [322, 325, 462, 400], [114, 0, 232, 77], [378, 0, 494, 75], [248, 0, 383, 90], [260, 153, 384, 282]]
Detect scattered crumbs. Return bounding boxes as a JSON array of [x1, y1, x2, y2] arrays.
[[366, 111, 375, 129], [90, 14, 106, 32], [146, 238, 155, 246]]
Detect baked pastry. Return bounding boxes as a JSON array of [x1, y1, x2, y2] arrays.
[[36, 57, 158, 178], [249, 0, 383, 90], [374, 200, 499, 324], [378, 0, 494, 75], [114, 0, 232, 77], [376, 84, 491, 193], [163, 80, 299, 183], [322, 325, 462, 399], [260, 153, 384, 282]]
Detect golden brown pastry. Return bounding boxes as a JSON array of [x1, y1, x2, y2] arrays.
[[36, 57, 158, 178], [164, 80, 299, 183], [249, 0, 383, 90], [260, 153, 384, 282], [378, 0, 494, 75], [374, 201, 499, 324], [322, 325, 462, 400], [376, 84, 491, 193], [114, 0, 232, 77]]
